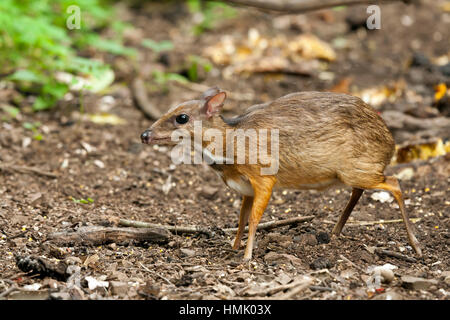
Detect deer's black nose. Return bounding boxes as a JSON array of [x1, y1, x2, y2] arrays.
[[141, 130, 151, 144]]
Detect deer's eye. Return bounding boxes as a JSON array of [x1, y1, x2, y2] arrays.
[[175, 114, 189, 124]]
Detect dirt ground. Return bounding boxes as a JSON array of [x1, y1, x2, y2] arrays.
[[0, 0, 449, 300]]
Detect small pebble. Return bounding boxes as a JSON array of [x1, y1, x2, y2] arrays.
[[316, 231, 330, 244], [310, 257, 334, 270], [401, 275, 438, 290]]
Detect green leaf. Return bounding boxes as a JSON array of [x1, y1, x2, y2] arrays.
[[0, 0, 128, 111], [88, 36, 137, 56], [332, 6, 347, 11], [165, 73, 189, 84], [70, 196, 93, 204], [8, 69, 42, 83], [152, 71, 188, 85], [142, 39, 174, 53], [83, 68, 115, 93], [2, 105, 20, 118], [23, 122, 35, 130], [187, 0, 202, 12], [33, 133, 43, 141], [187, 61, 198, 82], [33, 96, 54, 111], [43, 82, 69, 99]]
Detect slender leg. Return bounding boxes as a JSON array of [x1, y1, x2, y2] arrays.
[[243, 176, 276, 261], [332, 188, 364, 235], [232, 195, 253, 250], [370, 176, 422, 256]]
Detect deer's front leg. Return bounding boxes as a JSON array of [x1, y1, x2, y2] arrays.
[[232, 195, 253, 250], [243, 176, 276, 261]]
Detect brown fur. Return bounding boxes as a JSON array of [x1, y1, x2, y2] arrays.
[[142, 88, 422, 261]]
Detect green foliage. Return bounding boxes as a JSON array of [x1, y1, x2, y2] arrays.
[[2, 105, 20, 119], [151, 55, 212, 88], [186, 55, 212, 82], [80, 34, 137, 57], [152, 70, 188, 85], [187, 0, 236, 35], [0, 0, 132, 111], [70, 196, 94, 204], [23, 121, 43, 140], [332, 6, 347, 11], [142, 39, 174, 53]]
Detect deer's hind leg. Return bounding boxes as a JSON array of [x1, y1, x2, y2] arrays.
[[367, 176, 422, 256]]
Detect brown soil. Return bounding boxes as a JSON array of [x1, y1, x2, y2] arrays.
[[0, 0, 448, 300]]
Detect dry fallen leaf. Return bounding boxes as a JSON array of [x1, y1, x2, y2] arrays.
[[354, 81, 405, 107], [161, 174, 173, 195], [441, 1, 450, 12], [330, 77, 353, 94], [83, 254, 100, 268], [84, 113, 127, 125], [434, 83, 448, 101], [287, 34, 336, 61], [85, 276, 109, 290], [392, 138, 449, 164], [203, 28, 335, 78], [55, 69, 114, 93]]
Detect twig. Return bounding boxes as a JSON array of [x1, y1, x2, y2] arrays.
[[339, 254, 365, 273], [131, 78, 163, 120], [246, 277, 313, 298], [224, 215, 315, 233], [0, 164, 57, 178], [338, 254, 367, 283], [0, 279, 15, 286], [0, 285, 19, 299], [46, 226, 171, 246], [273, 277, 313, 300], [15, 255, 69, 281], [309, 285, 334, 292], [323, 218, 421, 227], [119, 219, 214, 237], [300, 290, 321, 300], [222, 0, 411, 13], [139, 262, 174, 286], [246, 279, 302, 296], [7, 230, 28, 240], [119, 216, 313, 237], [374, 248, 417, 263]]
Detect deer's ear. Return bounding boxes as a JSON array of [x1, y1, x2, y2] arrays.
[[202, 91, 226, 118], [200, 86, 221, 101]]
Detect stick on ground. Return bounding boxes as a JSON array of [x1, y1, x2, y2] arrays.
[[15, 255, 69, 281], [119, 219, 215, 237], [0, 286, 19, 299], [119, 215, 314, 236], [46, 226, 171, 246], [273, 277, 314, 300], [0, 164, 58, 178], [224, 215, 315, 233], [374, 248, 417, 263], [131, 78, 163, 120], [245, 276, 313, 297], [323, 218, 421, 227]]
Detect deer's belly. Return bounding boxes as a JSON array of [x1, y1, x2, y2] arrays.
[[225, 176, 254, 196]]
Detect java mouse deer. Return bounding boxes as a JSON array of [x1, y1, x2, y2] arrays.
[[141, 87, 422, 261]]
